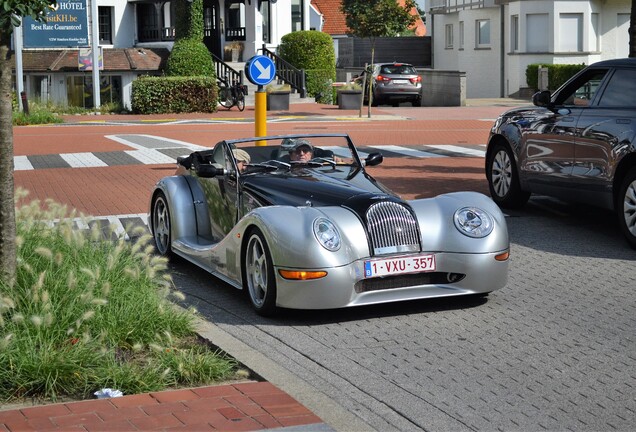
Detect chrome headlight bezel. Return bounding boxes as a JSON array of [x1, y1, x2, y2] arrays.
[[453, 207, 494, 238], [313, 218, 341, 251]]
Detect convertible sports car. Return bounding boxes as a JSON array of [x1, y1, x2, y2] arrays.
[[149, 134, 509, 316]]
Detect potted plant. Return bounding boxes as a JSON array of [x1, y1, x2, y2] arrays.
[[337, 82, 363, 110], [266, 83, 291, 111], [226, 41, 243, 62]]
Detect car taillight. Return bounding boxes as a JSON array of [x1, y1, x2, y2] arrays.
[[410, 76, 422, 84], [376, 75, 391, 82]]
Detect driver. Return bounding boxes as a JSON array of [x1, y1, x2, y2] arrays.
[[287, 139, 314, 162]]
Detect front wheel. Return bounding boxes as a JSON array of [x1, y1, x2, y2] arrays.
[[617, 167, 636, 249], [152, 192, 172, 256], [243, 229, 277, 316], [218, 87, 233, 109], [236, 91, 245, 111], [486, 141, 530, 209]]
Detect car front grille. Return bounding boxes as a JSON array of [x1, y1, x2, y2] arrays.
[[366, 201, 421, 255]]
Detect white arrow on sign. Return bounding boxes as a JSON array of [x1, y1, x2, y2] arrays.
[[254, 60, 272, 80]]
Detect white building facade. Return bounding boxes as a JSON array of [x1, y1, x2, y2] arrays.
[[15, 0, 316, 109], [428, 0, 632, 98]]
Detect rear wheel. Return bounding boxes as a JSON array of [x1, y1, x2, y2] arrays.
[[236, 91, 245, 111], [244, 229, 277, 316], [412, 98, 421, 107], [617, 167, 636, 249], [486, 141, 530, 208], [152, 192, 172, 256], [218, 87, 233, 109]]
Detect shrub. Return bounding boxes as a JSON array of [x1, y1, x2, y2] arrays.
[[131, 76, 218, 114], [166, 38, 215, 77], [525, 63, 587, 92], [174, 0, 203, 40], [278, 31, 336, 103]]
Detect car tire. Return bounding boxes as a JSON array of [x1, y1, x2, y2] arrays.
[[244, 228, 277, 316], [617, 167, 636, 249], [152, 191, 172, 257], [486, 141, 530, 208], [412, 98, 421, 107]]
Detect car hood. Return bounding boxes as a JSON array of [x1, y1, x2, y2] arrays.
[[242, 168, 397, 208]]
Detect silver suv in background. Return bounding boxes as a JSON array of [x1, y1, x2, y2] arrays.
[[358, 63, 422, 107]]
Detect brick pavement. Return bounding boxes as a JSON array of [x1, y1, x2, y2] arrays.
[[0, 382, 324, 431]]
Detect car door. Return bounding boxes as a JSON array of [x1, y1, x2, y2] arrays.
[[521, 68, 609, 196], [197, 144, 240, 242], [573, 67, 636, 209]]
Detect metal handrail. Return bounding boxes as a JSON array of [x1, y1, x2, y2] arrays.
[[260, 45, 307, 98], [211, 53, 243, 87]]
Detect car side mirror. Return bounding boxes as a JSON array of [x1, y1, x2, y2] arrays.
[[195, 164, 225, 178], [364, 152, 383, 167], [532, 90, 552, 108]]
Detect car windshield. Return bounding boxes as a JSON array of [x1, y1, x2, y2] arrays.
[[228, 135, 359, 174]]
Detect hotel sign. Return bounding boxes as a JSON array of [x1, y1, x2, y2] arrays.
[[23, 0, 89, 48]]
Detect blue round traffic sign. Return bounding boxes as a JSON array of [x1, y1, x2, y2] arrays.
[[245, 55, 276, 86]]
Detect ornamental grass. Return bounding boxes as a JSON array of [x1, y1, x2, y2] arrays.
[[0, 190, 239, 403]]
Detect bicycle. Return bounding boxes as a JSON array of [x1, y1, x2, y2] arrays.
[[218, 75, 248, 112]]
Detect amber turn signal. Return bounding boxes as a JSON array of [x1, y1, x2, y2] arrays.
[[278, 270, 328, 280], [495, 251, 510, 261]]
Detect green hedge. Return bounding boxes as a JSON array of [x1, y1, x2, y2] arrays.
[[131, 76, 218, 114], [166, 38, 215, 77], [175, 0, 203, 40], [278, 31, 336, 103], [526, 63, 587, 92]]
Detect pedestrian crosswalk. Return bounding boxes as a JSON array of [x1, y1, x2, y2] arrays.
[[14, 134, 486, 171]]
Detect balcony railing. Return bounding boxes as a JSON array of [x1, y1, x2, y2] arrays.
[[138, 26, 175, 42], [226, 27, 246, 41], [428, 0, 490, 13]]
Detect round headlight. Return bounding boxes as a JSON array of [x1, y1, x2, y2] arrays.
[[453, 207, 494, 238], [313, 218, 341, 251]]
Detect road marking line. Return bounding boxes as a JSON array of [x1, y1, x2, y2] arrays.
[[60, 152, 109, 168], [14, 156, 34, 171], [427, 145, 486, 157], [375, 145, 446, 158]]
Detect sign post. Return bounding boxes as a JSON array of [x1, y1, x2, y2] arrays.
[[244, 55, 276, 146]]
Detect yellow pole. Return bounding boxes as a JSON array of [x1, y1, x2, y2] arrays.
[[255, 89, 267, 146]]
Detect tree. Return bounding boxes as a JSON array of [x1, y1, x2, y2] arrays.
[[0, 0, 55, 287], [340, 0, 417, 117], [630, 0, 636, 57]]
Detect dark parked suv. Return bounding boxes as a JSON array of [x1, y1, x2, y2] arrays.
[[359, 62, 422, 107], [485, 58, 636, 247]]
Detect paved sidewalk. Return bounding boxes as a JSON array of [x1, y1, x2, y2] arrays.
[[0, 382, 330, 431], [57, 97, 530, 125]]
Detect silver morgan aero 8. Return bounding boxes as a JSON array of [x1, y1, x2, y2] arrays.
[[149, 134, 510, 316]]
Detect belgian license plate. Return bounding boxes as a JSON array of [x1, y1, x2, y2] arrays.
[[392, 79, 408, 84], [364, 254, 436, 278]]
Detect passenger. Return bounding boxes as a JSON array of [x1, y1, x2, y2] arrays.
[[233, 148, 251, 172], [175, 149, 251, 175]]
